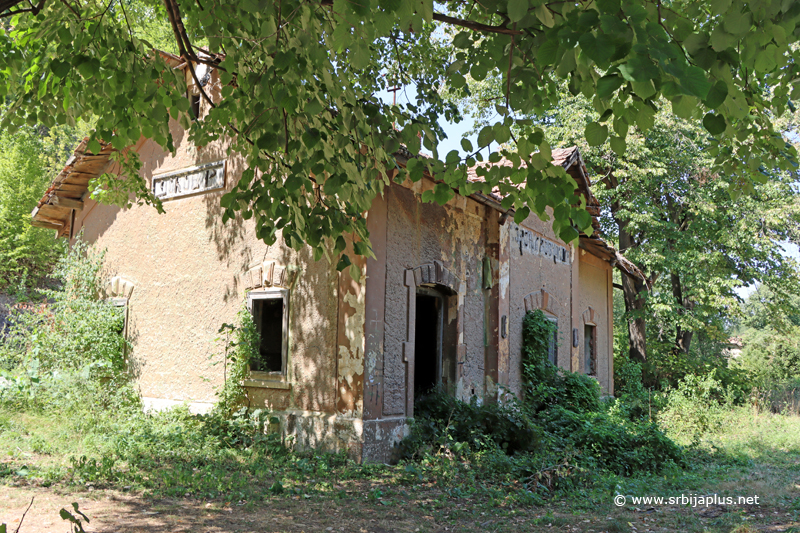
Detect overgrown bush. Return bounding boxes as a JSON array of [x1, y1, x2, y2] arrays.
[[658, 371, 734, 441], [734, 326, 800, 386], [0, 240, 135, 415], [398, 389, 542, 459], [521, 310, 601, 413], [608, 358, 656, 422], [399, 310, 684, 479], [750, 377, 800, 416]]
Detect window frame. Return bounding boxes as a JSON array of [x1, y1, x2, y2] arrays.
[[246, 288, 289, 380], [584, 323, 597, 376], [546, 315, 558, 366]]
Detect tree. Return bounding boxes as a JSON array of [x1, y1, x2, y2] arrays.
[[456, 85, 800, 363], [0, 123, 89, 288], [733, 285, 800, 385], [1, 0, 799, 274]]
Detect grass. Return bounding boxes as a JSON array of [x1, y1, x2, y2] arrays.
[[2, 404, 800, 532]]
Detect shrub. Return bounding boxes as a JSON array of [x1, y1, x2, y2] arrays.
[[521, 310, 601, 413], [0, 240, 135, 415], [538, 406, 683, 475], [400, 310, 683, 477], [750, 377, 800, 416], [398, 389, 543, 459], [658, 371, 732, 441], [211, 307, 260, 416]]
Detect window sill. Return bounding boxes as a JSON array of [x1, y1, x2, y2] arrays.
[[244, 374, 291, 390]]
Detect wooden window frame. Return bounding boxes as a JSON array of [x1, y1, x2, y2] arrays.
[[246, 289, 289, 382]]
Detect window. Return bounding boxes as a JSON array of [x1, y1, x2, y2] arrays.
[[584, 324, 596, 375], [547, 317, 558, 366], [109, 297, 129, 340], [190, 94, 201, 121], [247, 290, 288, 375]]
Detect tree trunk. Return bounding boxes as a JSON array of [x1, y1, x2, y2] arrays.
[[618, 222, 648, 363], [671, 272, 694, 354]]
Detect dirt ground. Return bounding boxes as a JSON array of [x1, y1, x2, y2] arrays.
[[2, 484, 799, 533], [3, 485, 460, 533]]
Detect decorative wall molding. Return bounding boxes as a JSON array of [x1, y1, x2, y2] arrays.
[[152, 160, 226, 200], [410, 260, 462, 294], [582, 306, 596, 325], [523, 288, 560, 317], [243, 260, 292, 290], [107, 276, 135, 298]]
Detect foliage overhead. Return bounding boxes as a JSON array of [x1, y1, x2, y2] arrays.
[[1, 0, 800, 265]]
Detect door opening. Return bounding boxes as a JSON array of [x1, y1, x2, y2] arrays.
[[414, 291, 441, 400]]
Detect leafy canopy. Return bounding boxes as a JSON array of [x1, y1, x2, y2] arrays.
[[1, 0, 800, 266]]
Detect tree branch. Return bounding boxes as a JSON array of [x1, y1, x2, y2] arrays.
[[432, 11, 522, 35]]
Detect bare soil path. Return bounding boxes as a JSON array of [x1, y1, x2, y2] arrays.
[[3, 484, 798, 533]]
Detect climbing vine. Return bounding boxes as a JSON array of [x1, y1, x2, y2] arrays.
[[213, 305, 260, 416]]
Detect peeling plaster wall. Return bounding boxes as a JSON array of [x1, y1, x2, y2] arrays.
[[507, 213, 574, 395], [381, 180, 491, 415], [578, 250, 613, 393], [73, 116, 356, 453]]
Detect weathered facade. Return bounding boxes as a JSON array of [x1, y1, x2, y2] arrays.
[[31, 61, 640, 462]]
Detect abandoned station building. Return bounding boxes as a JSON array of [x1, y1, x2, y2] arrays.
[[31, 65, 640, 463]]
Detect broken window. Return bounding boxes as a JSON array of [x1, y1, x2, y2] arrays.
[[247, 290, 288, 374], [584, 324, 596, 376], [547, 317, 558, 366]]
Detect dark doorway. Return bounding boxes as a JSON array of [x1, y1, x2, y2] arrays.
[[415, 291, 441, 399]]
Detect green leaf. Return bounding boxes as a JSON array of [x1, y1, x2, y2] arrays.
[[478, 126, 494, 147], [632, 80, 656, 99], [610, 135, 626, 155], [703, 113, 727, 135], [87, 139, 102, 154], [585, 122, 608, 147], [537, 39, 560, 65], [351, 44, 370, 70], [453, 32, 471, 49], [679, 66, 712, 99], [596, 75, 624, 99], [635, 106, 655, 130], [507, 0, 529, 23], [493, 124, 511, 144], [596, 0, 620, 13], [461, 138, 473, 152], [671, 95, 698, 119], [724, 8, 751, 36], [618, 55, 658, 82], [535, 4, 555, 27], [433, 182, 452, 205], [703, 80, 729, 109], [336, 254, 352, 272]]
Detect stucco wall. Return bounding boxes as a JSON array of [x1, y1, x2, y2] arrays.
[[578, 250, 613, 394], [506, 213, 575, 395], [73, 119, 345, 432]]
